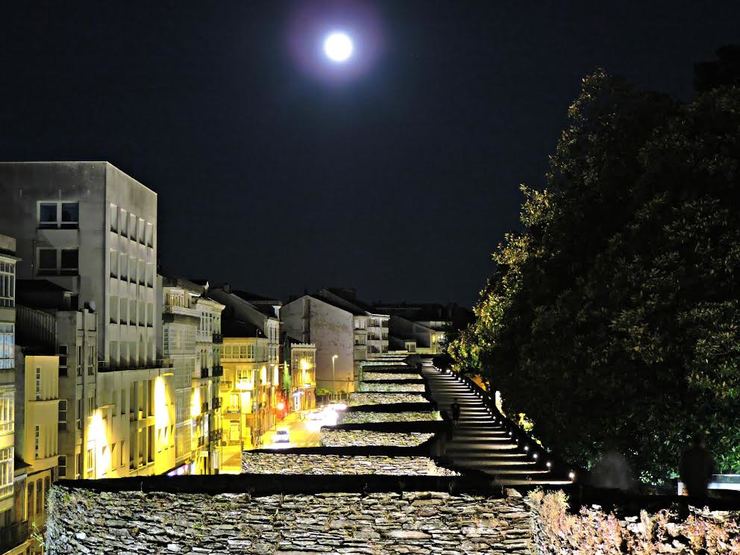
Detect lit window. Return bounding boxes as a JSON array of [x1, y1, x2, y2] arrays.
[[0, 260, 15, 308], [0, 324, 14, 370]]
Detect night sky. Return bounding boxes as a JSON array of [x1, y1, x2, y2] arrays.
[[1, 1, 738, 306]]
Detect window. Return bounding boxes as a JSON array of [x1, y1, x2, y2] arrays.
[[37, 248, 79, 276], [35, 368, 41, 400], [58, 345, 68, 376], [34, 425, 40, 459], [58, 399, 67, 430], [0, 387, 13, 434], [86, 449, 93, 478], [77, 345, 83, 376], [0, 324, 13, 370], [110, 204, 118, 231], [60, 249, 79, 275], [37, 248, 57, 275], [58, 455, 67, 478], [61, 202, 79, 226], [0, 261, 15, 308], [76, 398, 82, 430], [0, 447, 12, 500], [36, 480, 42, 514], [120, 209, 128, 237], [38, 201, 79, 229]]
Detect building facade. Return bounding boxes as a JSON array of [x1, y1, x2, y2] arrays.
[[285, 339, 316, 412], [280, 295, 365, 394], [0, 162, 175, 479]]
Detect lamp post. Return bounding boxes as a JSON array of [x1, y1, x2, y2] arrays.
[[331, 354, 338, 401]]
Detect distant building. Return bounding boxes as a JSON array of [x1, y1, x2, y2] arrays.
[[281, 294, 368, 394], [372, 302, 473, 354], [315, 289, 390, 357]]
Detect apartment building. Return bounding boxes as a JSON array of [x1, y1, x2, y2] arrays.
[[0, 162, 174, 479], [219, 321, 273, 467]]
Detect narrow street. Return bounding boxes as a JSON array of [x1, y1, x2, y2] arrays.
[[221, 409, 332, 473]]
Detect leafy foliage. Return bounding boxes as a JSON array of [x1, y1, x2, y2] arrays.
[[450, 61, 740, 481]]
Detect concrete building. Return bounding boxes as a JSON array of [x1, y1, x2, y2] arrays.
[[280, 295, 367, 394], [0, 162, 174, 479], [316, 289, 390, 357]]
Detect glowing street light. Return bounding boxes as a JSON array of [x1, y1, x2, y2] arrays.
[[324, 32, 353, 63]]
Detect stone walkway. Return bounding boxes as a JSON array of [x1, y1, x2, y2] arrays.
[[422, 362, 572, 487]]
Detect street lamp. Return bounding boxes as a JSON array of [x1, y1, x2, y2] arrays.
[[331, 354, 338, 400]]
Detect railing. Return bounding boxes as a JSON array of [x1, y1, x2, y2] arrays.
[[440, 365, 578, 483]]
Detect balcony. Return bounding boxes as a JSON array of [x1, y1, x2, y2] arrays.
[[212, 365, 224, 378], [212, 333, 223, 344]]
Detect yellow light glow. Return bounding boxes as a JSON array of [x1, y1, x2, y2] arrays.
[[155, 376, 170, 428], [87, 410, 111, 479], [191, 387, 202, 418], [300, 359, 309, 371]]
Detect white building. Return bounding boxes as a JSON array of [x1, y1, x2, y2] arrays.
[[0, 162, 174, 478], [280, 294, 368, 394]]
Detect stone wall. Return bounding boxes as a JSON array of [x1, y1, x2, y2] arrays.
[[320, 429, 435, 447], [363, 372, 421, 381], [348, 393, 429, 406], [47, 488, 532, 554], [241, 453, 458, 476], [359, 382, 427, 393], [340, 411, 441, 424], [527, 490, 740, 554]]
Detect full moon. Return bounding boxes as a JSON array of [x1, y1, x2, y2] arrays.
[[323, 32, 353, 62]]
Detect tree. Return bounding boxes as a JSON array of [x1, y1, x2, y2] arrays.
[[450, 52, 740, 482]]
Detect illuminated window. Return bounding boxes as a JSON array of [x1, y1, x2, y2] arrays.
[[0, 324, 14, 370], [0, 261, 15, 308], [35, 368, 41, 400]]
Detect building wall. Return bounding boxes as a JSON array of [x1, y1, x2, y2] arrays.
[[280, 297, 355, 392], [288, 344, 316, 411], [219, 337, 272, 451]]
